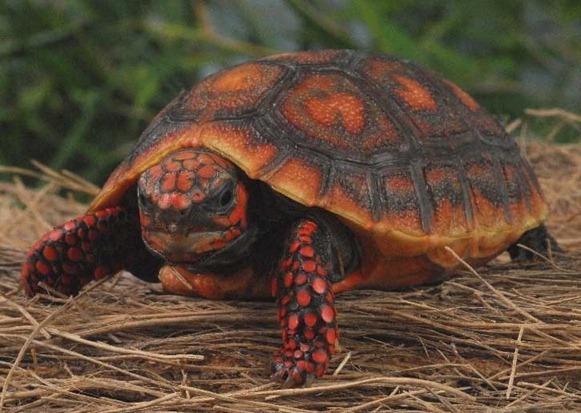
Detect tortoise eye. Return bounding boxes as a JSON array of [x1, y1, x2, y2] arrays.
[[219, 188, 233, 208], [209, 182, 235, 213]]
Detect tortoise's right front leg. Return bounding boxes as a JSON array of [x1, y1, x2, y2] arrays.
[[21, 207, 162, 297]]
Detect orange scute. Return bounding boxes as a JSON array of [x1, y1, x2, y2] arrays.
[[324, 181, 374, 229], [213, 63, 265, 93], [280, 72, 402, 157], [178, 62, 285, 122], [304, 92, 366, 135], [202, 123, 279, 179], [266, 157, 322, 206], [393, 74, 437, 110], [443, 79, 480, 111]]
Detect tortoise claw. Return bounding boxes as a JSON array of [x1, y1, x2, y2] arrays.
[[271, 350, 318, 388], [282, 374, 300, 389]]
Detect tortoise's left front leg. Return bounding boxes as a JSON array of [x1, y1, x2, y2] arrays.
[[270, 218, 342, 387]]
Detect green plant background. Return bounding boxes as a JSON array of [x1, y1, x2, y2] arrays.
[[2, 0, 580, 185]]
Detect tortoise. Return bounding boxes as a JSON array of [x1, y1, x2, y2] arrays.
[[22, 49, 554, 387]]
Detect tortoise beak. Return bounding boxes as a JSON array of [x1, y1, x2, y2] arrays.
[[143, 229, 233, 260], [142, 225, 257, 270]]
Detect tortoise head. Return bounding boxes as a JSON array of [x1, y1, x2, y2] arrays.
[[137, 148, 253, 268]]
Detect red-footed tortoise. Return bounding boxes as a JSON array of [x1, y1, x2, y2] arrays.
[[22, 50, 555, 387]]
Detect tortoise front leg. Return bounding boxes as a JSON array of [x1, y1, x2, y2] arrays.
[[271, 219, 340, 387], [22, 207, 162, 297]]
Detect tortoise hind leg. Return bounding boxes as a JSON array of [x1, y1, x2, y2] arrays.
[[21, 207, 162, 297], [508, 224, 561, 261]]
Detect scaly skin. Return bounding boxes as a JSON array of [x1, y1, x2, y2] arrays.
[[21, 207, 161, 297], [271, 219, 339, 387]]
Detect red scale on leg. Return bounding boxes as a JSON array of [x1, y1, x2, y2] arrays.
[[84, 215, 96, 227], [326, 328, 337, 345], [283, 271, 294, 288], [294, 273, 307, 286], [303, 329, 315, 341], [289, 240, 301, 253], [296, 289, 312, 307], [304, 312, 318, 327], [299, 246, 315, 258], [299, 235, 312, 243], [312, 349, 328, 364], [312, 277, 327, 294], [320, 304, 335, 323], [63, 221, 77, 232], [67, 247, 83, 262], [48, 231, 62, 242], [288, 313, 300, 330], [42, 245, 58, 261], [35, 260, 51, 276], [301, 260, 316, 272], [280, 257, 293, 271]]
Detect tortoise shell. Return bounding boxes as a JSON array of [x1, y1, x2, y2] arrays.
[[90, 49, 547, 286]]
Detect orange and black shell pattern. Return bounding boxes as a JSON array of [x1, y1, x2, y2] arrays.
[[92, 49, 547, 288]]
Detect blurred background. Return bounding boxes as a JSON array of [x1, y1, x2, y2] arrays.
[[2, 0, 580, 185]]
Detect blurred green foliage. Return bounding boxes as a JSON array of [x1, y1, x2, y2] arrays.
[[2, 0, 580, 185]]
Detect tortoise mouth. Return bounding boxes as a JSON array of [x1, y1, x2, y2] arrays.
[[142, 226, 256, 269]]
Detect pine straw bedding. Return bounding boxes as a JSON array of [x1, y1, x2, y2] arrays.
[[0, 142, 579, 412]]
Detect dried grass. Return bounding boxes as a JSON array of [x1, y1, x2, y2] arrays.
[[1, 140, 580, 412]]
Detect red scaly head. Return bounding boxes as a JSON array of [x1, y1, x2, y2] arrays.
[[137, 149, 252, 268]]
